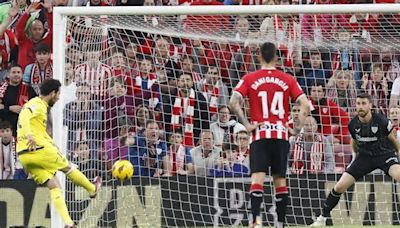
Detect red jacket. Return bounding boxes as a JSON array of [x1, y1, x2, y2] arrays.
[[311, 98, 351, 144], [16, 12, 53, 70]]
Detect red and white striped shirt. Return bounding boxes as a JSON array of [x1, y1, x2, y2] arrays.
[[74, 62, 112, 98], [234, 68, 304, 141]]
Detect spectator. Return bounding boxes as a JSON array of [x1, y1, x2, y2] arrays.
[[211, 143, 249, 177], [210, 105, 246, 147], [134, 57, 161, 111], [381, 47, 400, 86], [111, 49, 134, 95], [389, 106, 400, 141], [0, 6, 18, 82], [16, 2, 52, 70], [63, 84, 102, 150], [190, 130, 221, 176], [303, 50, 330, 88], [234, 16, 249, 41], [204, 42, 232, 84], [62, 62, 77, 104], [181, 55, 202, 83], [0, 65, 36, 135], [153, 36, 178, 94], [71, 141, 99, 180], [125, 42, 138, 76], [23, 43, 53, 95], [104, 77, 135, 139], [0, 121, 20, 179], [390, 75, 400, 108], [288, 103, 303, 137], [229, 31, 260, 87], [164, 130, 194, 176], [332, 28, 361, 86], [74, 46, 112, 98], [309, 82, 351, 144], [235, 130, 250, 169], [197, 65, 230, 120], [133, 105, 153, 137], [361, 63, 388, 114], [163, 72, 210, 148], [66, 44, 82, 69], [129, 120, 168, 177], [289, 116, 335, 174], [325, 70, 357, 116]]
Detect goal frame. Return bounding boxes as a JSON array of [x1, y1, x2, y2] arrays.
[[52, 4, 400, 227]]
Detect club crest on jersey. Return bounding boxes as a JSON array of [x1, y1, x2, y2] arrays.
[[371, 126, 378, 133], [322, 108, 328, 113]]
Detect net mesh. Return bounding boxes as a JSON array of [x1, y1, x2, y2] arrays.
[[61, 9, 400, 227]]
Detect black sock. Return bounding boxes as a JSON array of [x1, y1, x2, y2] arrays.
[[250, 184, 263, 221], [275, 186, 289, 223], [322, 188, 342, 217]]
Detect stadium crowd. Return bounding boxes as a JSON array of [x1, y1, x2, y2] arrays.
[[1, 0, 400, 180]]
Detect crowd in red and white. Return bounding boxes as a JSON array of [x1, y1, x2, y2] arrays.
[[1, 0, 400, 179]]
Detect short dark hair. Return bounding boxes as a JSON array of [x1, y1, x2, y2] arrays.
[[34, 43, 51, 54], [260, 42, 276, 63], [357, 92, 372, 103], [222, 143, 239, 152], [40, 79, 61, 96], [218, 105, 230, 113], [0, 120, 12, 130], [10, 63, 22, 70]]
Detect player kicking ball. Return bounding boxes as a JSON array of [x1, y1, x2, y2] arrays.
[[16, 79, 102, 228], [311, 93, 400, 226]]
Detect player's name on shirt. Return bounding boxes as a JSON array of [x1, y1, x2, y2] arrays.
[[250, 75, 289, 91]]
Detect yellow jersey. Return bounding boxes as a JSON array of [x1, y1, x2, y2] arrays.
[[16, 97, 53, 153]]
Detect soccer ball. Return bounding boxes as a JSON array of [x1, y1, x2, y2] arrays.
[[112, 160, 134, 181]]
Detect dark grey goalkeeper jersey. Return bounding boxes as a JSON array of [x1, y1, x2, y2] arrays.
[[348, 112, 396, 156]]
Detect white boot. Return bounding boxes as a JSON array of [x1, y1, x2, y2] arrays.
[[310, 215, 327, 227], [250, 216, 262, 228]]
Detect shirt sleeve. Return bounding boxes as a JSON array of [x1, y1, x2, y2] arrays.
[[391, 78, 400, 96], [289, 77, 305, 102], [18, 102, 41, 136], [381, 116, 394, 136], [348, 121, 357, 139], [233, 77, 249, 97]]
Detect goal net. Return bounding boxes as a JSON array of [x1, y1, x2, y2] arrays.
[[53, 4, 400, 227]]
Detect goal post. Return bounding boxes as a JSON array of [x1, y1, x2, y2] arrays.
[[53, 4, 400, 227]]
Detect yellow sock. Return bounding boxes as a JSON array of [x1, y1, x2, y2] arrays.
[[66, 168, 96, 194], [50, 188, 74, 226]]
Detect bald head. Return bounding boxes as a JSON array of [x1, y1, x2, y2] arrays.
[[30, 20, 44, 42]]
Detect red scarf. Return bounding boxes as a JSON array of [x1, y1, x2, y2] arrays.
[[168, 144, 186, 176], [0, 80, 29, 106], [291, 133, 325, 174], [30, 61, 53, 94], [202, 82, 219, 114], [171, 89, 195, 148]]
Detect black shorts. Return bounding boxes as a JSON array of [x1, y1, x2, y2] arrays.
[[249, 138, 290, 177], [346, 152, 400, 180]]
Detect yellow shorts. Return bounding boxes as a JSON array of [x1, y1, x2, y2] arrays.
[[18, 145, 69, 185]]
